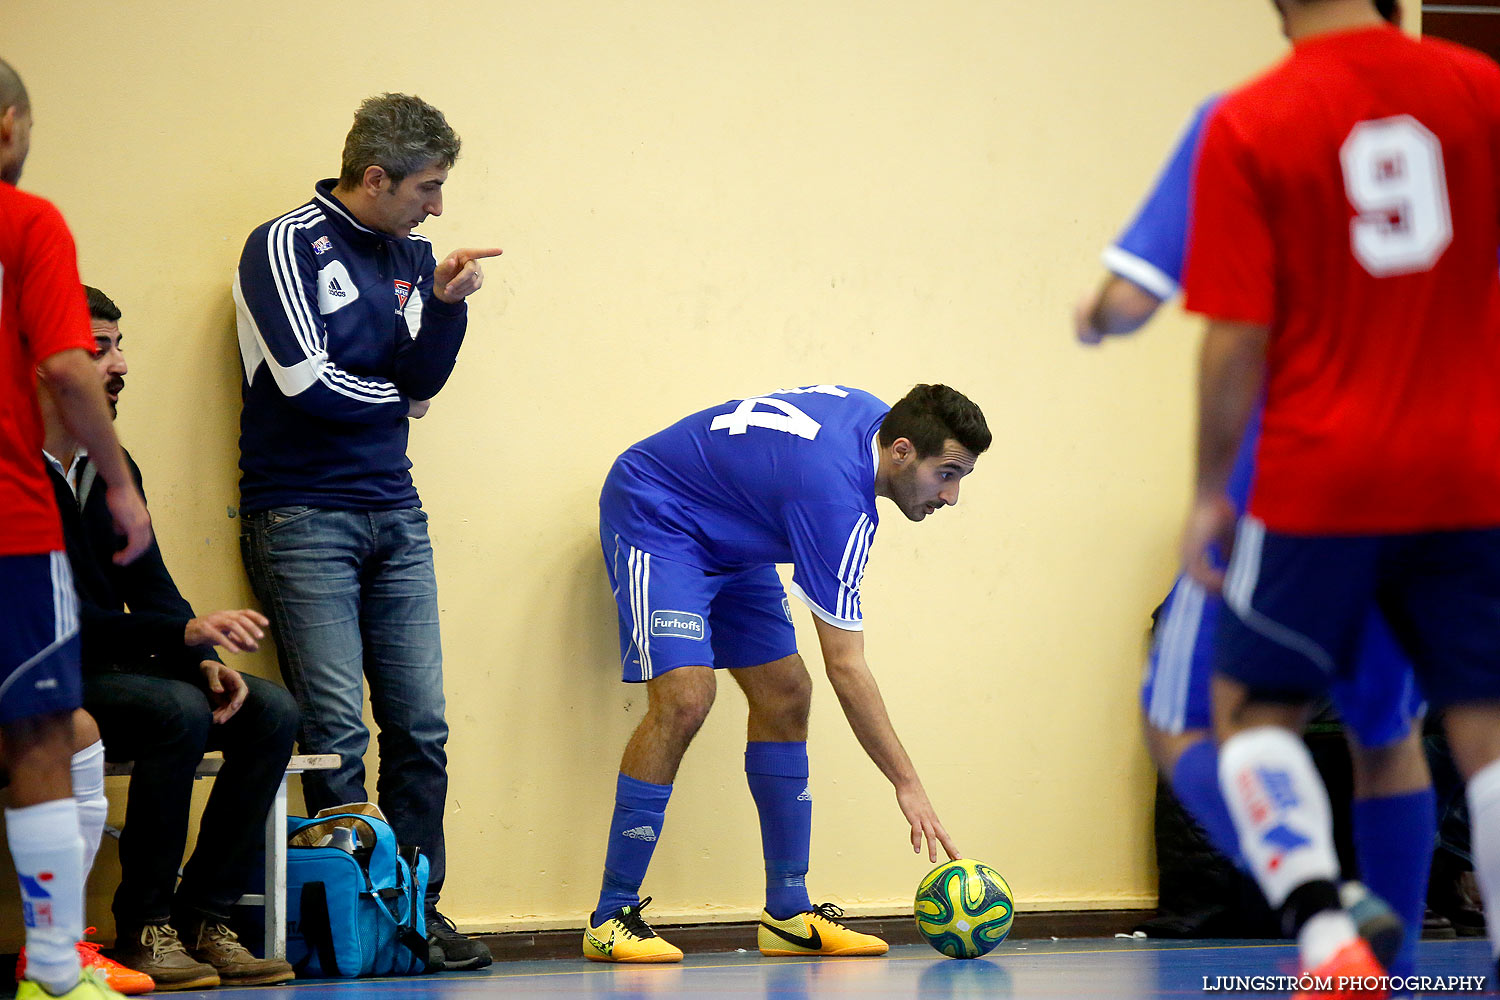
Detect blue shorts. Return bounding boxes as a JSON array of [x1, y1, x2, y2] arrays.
[[1143, 573, 1424, 748], [1213, 519, 1500, 711], [0, 552, 83, 725], [601, 521, 799, 683]]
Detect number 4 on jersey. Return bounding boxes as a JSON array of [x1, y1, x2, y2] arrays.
[[1341, 115, 1453, 277], [710, 385, 849, 440]]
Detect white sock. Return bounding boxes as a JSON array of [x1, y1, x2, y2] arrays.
[[7, 798, 84, 994], [71, 740, 107, 878], [1219, 726, 1341, 908], [1465, 755, 1500, 964]]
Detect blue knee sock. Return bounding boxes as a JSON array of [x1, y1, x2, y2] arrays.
[[746, 741, 813, 920], [1354, 787, 1435, 979], [1170, 738, 1245, 867], [593, 773, 672, 926]]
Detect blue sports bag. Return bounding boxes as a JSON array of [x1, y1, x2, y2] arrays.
[[284, 811, 430, 977]]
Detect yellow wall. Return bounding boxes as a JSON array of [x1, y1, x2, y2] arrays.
[[2, 0, 1309, 944]]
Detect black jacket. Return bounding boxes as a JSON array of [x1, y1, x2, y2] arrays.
[[45, 450, 220, 679]]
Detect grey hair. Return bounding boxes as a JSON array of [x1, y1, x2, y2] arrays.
[[0, 58, 29, 115], [338, 93, 460, 188]]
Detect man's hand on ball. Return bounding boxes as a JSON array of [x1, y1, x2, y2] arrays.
[[898, 783, 962, 862]]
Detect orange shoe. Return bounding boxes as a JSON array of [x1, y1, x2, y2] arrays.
[[16, 929, 157, 996], [1292, 938, 1388, 1000]]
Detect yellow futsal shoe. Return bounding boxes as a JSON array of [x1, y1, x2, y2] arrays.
[[759, 903, 889, 957], [17, 967, 127, 1000], [583, 897, 684, 963]]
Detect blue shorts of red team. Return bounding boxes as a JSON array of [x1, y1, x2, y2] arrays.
[[1211, 518, 1500, 712], [1143, 573, 1424, 747], [601, 520, 799, 682], [0, 552, 84, 725]]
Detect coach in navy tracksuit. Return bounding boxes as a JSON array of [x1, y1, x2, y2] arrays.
[[234, 93, 501, 971]]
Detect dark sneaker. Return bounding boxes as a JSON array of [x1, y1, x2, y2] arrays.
[[1339, 882, 1402, 971], [1433, 871, 1488, 938], [1423, 908, 1457, 940], [426, 909, 493, 971], [107, 922, 220, 992], [175, 917, 295, 987]]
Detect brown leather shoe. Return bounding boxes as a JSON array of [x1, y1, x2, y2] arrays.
[[175, 917, 295, 987], [107, 922, 221, 991]]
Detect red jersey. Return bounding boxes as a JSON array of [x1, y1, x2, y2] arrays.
[[1183, 26, 1500, 534], [0, 183, 94, 556]]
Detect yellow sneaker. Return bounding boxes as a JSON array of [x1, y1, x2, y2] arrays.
[[17, 967, 126, 1000], [583, 897, 684, 963], [759, 903, 888, 957]]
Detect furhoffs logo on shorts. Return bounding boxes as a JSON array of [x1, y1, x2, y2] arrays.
[[650, 610, 706, 640]]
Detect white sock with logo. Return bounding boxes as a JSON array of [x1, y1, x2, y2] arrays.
[[1218, 726, 1341, 908], [1464, 755, 1500, 963], [7, 798, 84, 994], [71, 740, 108, 877]]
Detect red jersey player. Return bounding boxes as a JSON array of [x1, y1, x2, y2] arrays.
[[0, 57, 151, 1000], [1179, 0, 1500, 994]]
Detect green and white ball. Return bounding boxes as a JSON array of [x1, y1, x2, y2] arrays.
[[914, 859, 1014, 958]]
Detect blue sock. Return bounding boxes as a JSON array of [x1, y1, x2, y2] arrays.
[[1170, 738, 1245, 866], [746, 741, 813, 920], [592, 773, 672, 926], [1354, 787, 1435, 980]]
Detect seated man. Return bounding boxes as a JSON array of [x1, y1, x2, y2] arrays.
[[39, 286, 298, 990]]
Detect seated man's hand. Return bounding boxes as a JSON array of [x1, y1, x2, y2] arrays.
[[185, 609, 268, 653], [200, 661, 249, 724]]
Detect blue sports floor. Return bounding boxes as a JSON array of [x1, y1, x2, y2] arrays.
[[141, 938, 1494, 998]]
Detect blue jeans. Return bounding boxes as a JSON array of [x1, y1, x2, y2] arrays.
[[241, 506, 449, 903]]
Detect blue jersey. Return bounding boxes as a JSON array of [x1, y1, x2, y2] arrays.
[[1104, 96, 1220, 302], [600, 386, 887, 630], [1103, 97, 1261, 514]]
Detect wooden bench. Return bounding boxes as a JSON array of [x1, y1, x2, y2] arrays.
[[104, 753, 340, 959]]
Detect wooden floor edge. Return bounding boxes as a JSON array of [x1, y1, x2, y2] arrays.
[[0, 910, 1157, 981], [478, 908, 1157, 962]]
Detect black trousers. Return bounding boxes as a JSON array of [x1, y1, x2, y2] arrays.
[[84, 670, 298, 925]]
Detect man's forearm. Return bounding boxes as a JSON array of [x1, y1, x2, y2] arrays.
[[825, 656, 919, 789], [1196, 320, 1268, 495], [1092, 276, 1165, 336], [393, 297, 466, 400], [79, 604, 189, 668]]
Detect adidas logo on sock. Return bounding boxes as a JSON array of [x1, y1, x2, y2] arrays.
[[623, 825, 658, 842], [797, 785, 812, 802]]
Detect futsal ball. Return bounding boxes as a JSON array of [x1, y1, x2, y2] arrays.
[[914, 859, 1014, 958]]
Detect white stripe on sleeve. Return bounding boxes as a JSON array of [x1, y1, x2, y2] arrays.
[[260, 208, 402, 404]]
